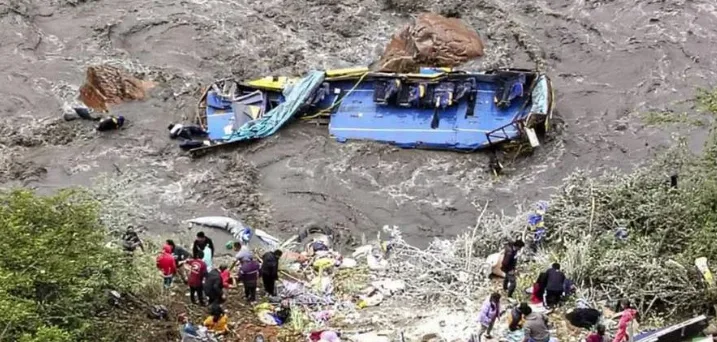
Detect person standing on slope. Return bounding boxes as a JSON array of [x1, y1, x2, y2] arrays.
[[261, 249, 283, 297], [501, 239, 525, 298], [156, 245, 177, 290], [187, 250, 208, 305]]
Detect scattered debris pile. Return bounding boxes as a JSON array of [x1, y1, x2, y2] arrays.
[[79, 64, 156, 112], [375, 12, 485, 73]]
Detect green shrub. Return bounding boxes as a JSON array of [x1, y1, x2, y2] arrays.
[[0, 189, 140, 341]]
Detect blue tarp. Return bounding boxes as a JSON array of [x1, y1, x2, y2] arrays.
[[217, 71, 326, 142]]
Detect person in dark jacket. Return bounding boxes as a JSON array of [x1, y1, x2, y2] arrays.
[[508, 302, 531, 331], [204, 267, 224, 306], [261, 250, 283, 296], [96, 115, 125, 131], [167, 123, 209, 140], [192, 232, 215, 259], [544, 263, 566, 308], [239, 256, 261, 302], [501, 239, 525, 298], [166, 239, 192, 283]]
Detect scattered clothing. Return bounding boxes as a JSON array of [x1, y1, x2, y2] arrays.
[[532, 271, 548, 304], [156, 245, 177, 288], [203, 314, 228, 335], [524, 312, 550, 342], [565, 308, 601, 329], [75, 107, 97, 120], [97, 115, 125, 131], [310, 240, 329, 253], [168, 123, 209, 140]]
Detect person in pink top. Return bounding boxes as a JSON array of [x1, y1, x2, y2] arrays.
[[613, 300, 638, 342]]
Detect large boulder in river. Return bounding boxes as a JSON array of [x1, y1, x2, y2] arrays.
[[78, 65, 155, 112], [374, 13, 484, 73]]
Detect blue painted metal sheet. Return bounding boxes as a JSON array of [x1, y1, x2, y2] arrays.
[[328, 77, 528, 150], [204, 71, 325, 143]]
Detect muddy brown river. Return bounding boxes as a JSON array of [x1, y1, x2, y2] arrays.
[[1, 0, 717, 247]]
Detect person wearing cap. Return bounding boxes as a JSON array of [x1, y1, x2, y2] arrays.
[[97, 115, 125, 131], [192, 232, 215, 260]]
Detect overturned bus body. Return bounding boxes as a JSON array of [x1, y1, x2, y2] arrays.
[[186, 67, 554, 156]]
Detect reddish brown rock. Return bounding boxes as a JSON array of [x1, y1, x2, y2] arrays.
[[375, 13, 484, 73], [78, 65, 155, 112]]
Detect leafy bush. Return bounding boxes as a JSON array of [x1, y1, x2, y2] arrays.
[[0, 189, 141, 341]]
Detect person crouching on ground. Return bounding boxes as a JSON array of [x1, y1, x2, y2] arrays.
[[476, 292, 501, 342], [587, 324, 607, 342], [156, 244, 177, 290], [261, 249, 283, 297], [97, 115, 125, 131], [508, 302, 531, 332], [239, 256, 261, 303], [522, 304, 551, 342], [203, 304, 228, 336], [187, 250, 207, 306]]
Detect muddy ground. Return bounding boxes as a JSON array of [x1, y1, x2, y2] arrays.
[[1, 0, 717, 247]]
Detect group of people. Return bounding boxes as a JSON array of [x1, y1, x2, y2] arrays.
[[485, 238, 638, 342], [499, 239, 572, 309], [478, 294, 637, 342], [155, 231, 284, 337], [476, 293, 553, 342]]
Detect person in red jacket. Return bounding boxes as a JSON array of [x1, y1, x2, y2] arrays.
[[187, 250, 208, 305], [156, 244, 177, 289]]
